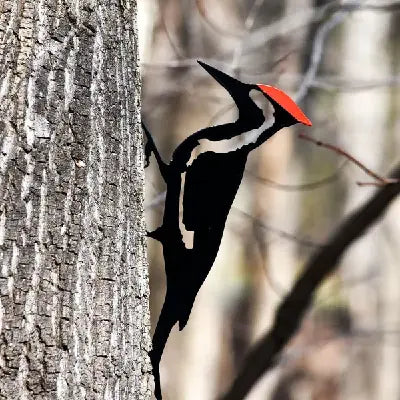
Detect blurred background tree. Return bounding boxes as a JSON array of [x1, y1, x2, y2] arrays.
[[138, 1, 400, 399]]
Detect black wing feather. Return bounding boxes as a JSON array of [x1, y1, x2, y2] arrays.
[[183, 150, 248, 231]]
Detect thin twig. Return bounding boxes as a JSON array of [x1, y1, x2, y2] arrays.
[[195, 0, 242, 38], [347, 1, 400, 12], [231, 0, 265, 72], [356, 181, 399, 187], [209, 103, 236, 126], [245, 161, 346, 191], [219, 163, 400, 400], [233, 207, 322, 248], [251, 214, 288, 297], [298, 133, 399, 185]]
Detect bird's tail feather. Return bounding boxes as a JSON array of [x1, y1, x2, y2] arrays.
[[150, 296, 179, 400]]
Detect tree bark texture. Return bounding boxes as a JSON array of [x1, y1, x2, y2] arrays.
[[0, 1, 152, 399]]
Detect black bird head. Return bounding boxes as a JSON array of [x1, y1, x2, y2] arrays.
[[197, 60, 312, 128]]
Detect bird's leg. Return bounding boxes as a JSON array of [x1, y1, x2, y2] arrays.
[[142, 122, 169, 182]]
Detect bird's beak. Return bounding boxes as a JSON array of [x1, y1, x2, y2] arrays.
[[257, 84, 312, 126], [198, 60, 250, 93]]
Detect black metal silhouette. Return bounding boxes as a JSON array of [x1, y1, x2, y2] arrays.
[[143, 61, 312, 400]]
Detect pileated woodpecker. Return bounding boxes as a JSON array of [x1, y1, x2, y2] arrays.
[[143, 61, 312, 400]]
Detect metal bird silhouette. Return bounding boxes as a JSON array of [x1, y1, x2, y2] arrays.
[[143, 61, 312, 399]]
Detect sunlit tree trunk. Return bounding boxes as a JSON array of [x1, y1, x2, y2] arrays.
[[0, 1, 152, 399], [374, 17, 400, 400], [337, 10, 392, 400]]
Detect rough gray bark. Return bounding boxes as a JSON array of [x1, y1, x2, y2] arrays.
[[0, 1, 152, 399]]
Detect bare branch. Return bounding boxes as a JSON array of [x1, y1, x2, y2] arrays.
[[294, 6, 353, 102], [142, 1, 400, 77], [245, 0, 400, 58], [219, 163, 400, 400], [298, 133, 399, 185], [344, 1, 400, 12]]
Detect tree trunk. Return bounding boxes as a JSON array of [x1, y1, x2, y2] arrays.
[[337, 9, 391, 400], [0, 1, 152, 399]]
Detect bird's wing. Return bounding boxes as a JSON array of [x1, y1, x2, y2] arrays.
[[182, 150, 247, 232]]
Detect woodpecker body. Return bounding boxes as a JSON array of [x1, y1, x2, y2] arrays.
[[144, 61, 311, 400]]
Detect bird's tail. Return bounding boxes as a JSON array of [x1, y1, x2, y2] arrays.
[[150, 295, 179, 400], [178, 304, 192, 331]]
